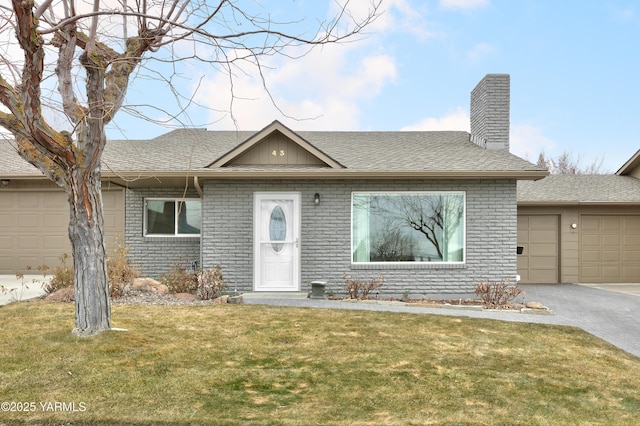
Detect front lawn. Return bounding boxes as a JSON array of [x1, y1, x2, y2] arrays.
[[0, 301, 638, 425]]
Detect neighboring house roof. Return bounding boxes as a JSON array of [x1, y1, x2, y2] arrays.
[[0, 121, 547, 185], [517, 175, 640, 205], [616, 149, 640, 178]]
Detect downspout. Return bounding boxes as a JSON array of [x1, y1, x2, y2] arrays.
[[194, 176, 203, 197], [194, 175, 203, 273]]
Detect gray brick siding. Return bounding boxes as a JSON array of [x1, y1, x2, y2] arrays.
[[124, 188, 201, 279], [470, 73, 510, 151], [200, 179, 517, 296]]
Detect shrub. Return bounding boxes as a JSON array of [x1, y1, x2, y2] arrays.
[[474, 279, 524, 308], [43, 253, 74, 294], [344, 274, 384, 299], [42, 241, 139, 299], [107, 239, 140, 299], [161, 260, 198, 294], [196, 266, 226, 300]]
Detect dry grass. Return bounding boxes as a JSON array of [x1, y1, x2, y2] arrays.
[[0, 301, 639, 425]]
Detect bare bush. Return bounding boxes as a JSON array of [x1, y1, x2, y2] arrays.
[[344, 274, 384, 299], [196, 266, 226, 300], [107, 240, 140, 299], [42, 253, 74, 294], [161, 261, 198, 294], [474, 279, 524, 308]]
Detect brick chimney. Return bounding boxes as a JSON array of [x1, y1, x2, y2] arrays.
[[470, 74, 510, 150]]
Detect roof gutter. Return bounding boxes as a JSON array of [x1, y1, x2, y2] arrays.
[[100, 170, 549, 181], [518, 200, 640, 206]]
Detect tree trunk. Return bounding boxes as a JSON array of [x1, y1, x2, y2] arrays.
[[68, 168, 111, 336]]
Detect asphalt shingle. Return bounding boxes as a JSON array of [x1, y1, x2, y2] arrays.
[[517, 174, 640, 203], [2, 127, 545, 177]]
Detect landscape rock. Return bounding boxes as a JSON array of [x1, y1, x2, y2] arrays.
[[132, 278, 169, 295], [45, 287, 74, 303], [525, 301, 547, 310], [214, 295, 229, 304], [227, 295, 244, 304]]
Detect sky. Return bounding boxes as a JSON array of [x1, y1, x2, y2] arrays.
[[105, 0, 640, 173]]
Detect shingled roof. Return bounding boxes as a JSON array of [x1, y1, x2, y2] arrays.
[[518, 174, 640, 205], [1, 123, 547, 182]]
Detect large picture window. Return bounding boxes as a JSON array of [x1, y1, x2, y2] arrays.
[[352, 192, 465, 263], [145, 199, 201, 236]]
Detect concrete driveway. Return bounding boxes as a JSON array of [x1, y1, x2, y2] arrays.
[[520, 284, 640, 358], [0, 274, 48, 306]]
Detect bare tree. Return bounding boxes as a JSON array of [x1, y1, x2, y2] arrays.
[[536, 151, 607, 175], [393, 194, 464, 261], [0, 0, 380, 336]]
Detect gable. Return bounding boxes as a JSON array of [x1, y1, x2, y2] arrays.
[[228, 131, 326, 166], [208, 120, 344, 169], [616, 149, 640, 178]]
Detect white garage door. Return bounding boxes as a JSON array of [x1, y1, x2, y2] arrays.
[[0, 189, 124, 274], [517, 215, 559, 283], [580, 215, 640, 283]]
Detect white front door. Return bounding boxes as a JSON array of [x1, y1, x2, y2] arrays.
[[254, 192, 300, 291]]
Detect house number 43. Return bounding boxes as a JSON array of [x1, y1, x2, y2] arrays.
[[272, 150, 285, 157]]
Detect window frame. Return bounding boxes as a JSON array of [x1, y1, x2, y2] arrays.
[[350, 191, 466, 266], [143, 198, 202, 237]]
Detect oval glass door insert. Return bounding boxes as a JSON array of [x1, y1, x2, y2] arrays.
[[269, 205, 287, 252]]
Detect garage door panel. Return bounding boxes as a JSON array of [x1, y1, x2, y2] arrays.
[[623, 235, 640, 246], [517, 215, 558, 283], [0, 257, 12, 270], [531, 269, 558, 282], [0, 189, 124, 273], [44, 235, 67, 249], [529, 216, 554, 227], [623, 251, 640, 262], [0, 214, 16, 227], [44, 195, 67, 208], [602, 251, 621, 262], [624, 266, 640, 277], [18, 214, 39, 227], [17, 256, 38, 269], [602, 235, 621, 246], [581, 217, 600, 230], [534, 230, 557, 241], [602, 218, 620, 230], [581, 250, 600, 262], [18, 236, 39, 249], [580, 215, 640, 283], [581, 234, 601, 246], [17, 194, 39, 208], [623, 220, 640, 231], [530, 243, 556, 255], [46, 214, 68, 228], [530, 256, 557, 268], [602, 267, 621, 279]]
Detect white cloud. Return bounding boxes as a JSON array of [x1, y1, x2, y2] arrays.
[[401, 108, 470, 131], [440, 0, 489, 9], [467, 42, 495, 61], [192, 43, 398, 130], [509, 124, 557, 161]]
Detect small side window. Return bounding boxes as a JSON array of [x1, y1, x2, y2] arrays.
[[145, 198, 201, 236]]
